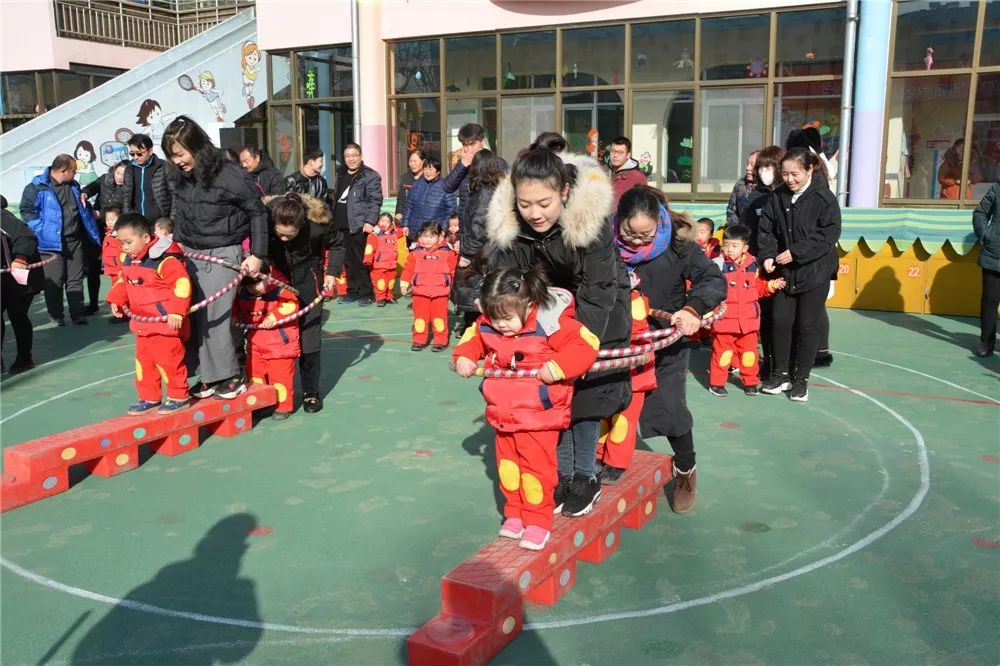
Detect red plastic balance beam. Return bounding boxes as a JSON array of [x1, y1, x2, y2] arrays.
[[407, 450, 673, 666], [0, 384, 276, 513]]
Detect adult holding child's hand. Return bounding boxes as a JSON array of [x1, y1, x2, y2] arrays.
[[162, 115, 269, 401]]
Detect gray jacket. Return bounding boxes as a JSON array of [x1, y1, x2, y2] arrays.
[[334, 164, 383, 234], [973, 182, 1000, 273]]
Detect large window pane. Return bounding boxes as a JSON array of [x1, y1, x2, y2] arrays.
[[562, 26, 625, 88], [630, 20, 695, 84], [893, 1, 978, 71], [392, 40, 440, 94], [562, 90, 623, 163], [302, 102, 353, 180], [499, 95, 554, 163], [631, 90, 695, 192], [445, 36, 496, 93], [701, 15, 770, 81], [883, 75, 971, 200], [271, 105, 297, 177], [1, 73, 38, 114], [981, 1, 1000, 67], [773, 80, 843, 160], [393, 97, 441, 189], [446, 98, 497, 169], [776, 8, 846, 77], [501, 31, 555, 90], [270, 53, 292, 101], [969, 73, 1000, 200], [698, 86, 764, 192], [56, 71, 88, 106], [297, 47, 352, 99]]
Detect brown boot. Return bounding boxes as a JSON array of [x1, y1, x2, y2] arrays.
[[670, 464, 697, 514]]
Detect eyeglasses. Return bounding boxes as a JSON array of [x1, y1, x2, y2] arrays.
[[129, 151, 145, 157], [619, 226, 656, 243]]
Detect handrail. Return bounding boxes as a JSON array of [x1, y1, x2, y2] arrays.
[[53, 0, 253, 51]]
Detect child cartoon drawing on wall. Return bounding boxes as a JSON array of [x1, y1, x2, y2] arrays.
[[241, 41, 261, 109], [178, 71, 226, 122], [136, 98, 177, 145], [73, 140, 98, 185]]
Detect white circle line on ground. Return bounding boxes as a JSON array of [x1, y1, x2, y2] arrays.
[[0, 372, 133, 425], [0, 367, 930, 638], [832, 350, 999, 404]]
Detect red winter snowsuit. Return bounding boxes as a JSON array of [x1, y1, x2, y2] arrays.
[[453, 289, 599, 530], [101, 231, 124, 287], [363, 227, 403, 302], [710, 252, 779, 388], [236, 279, 300, 413], [106, 236, 191, 403], [400, 241, 457, 346], [598, 287, 657, 470]]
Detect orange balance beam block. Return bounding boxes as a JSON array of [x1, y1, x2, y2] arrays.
[[0, 385, 276, 513], [407, 450, 672, 666]]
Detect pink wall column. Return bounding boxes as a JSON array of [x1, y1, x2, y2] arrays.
[[360, 0, 388, 194]]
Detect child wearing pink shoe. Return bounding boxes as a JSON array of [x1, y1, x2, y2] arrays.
[[452, 266, 598, 550]]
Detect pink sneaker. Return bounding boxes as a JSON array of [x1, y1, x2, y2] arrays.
[[498, 518, 524, 539], [518, 525, 551, 551]]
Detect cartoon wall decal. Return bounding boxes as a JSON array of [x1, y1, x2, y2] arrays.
[[924, 47, 934, 71], [747, 57, 767, 78], [241, 41, 261, 109], [136, 98, 178, 145], [637, 151, 653, 178], [178, 72, 226, 122], [73, 140, 98, 184], [674, 48, 694, 70]]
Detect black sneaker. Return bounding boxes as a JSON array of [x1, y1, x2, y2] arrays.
[[743, 384, 761, 396], [303, 394, 323, 414], [9, 356, 35, 374], [376, 301, 387, 308], [789, 378, 809, 402], [708, 385, 728, 397], [552, 475, 572, 514], [761, 373, 791, 395], [85, 304, 100, 315], [214, 376, 247, 400], [600, 465, 625, 485], [357, 298, 373, 307], [431, 344, 448, 352], [411, 343, 428, 351], [562, 474, 601, 517], [190, 381, 216, 399]]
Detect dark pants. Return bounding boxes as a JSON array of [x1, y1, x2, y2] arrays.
[[771, 281, 829, 380], [86, 247, 101, 308], [296, 270, 324, 396], [640, 345, 696, 471], [343, 229, 374, 299], [1, 279, 34, 359], [981, 268, 1000, 344], [816, 304, 830, 352], [42, 234, 93, 321], [759, 297, 774, 374]]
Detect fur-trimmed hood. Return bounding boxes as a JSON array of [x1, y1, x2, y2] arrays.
[[486, 152, 613, 250], [263, 193, 331, 225]]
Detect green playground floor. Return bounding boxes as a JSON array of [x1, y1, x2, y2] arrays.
[[1, 298, 998, 665]]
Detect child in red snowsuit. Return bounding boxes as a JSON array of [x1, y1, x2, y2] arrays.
[[709, 223, 785, 396], [452, 266, 599, 550], [597, 271, 657, 483], [400, 221, 457, 351], [235, 267, 300, 420], [100, 206, 123, 286], [363, 213, 403, 306], [107, 213, 192, 415]]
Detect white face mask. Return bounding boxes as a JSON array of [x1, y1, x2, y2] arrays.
[[759, 167, 775, 187]]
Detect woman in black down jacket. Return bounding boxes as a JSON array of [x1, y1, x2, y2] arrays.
[[162, 115, 269, 400], [1, 195, 45, 373], [757, 147, 841, 402], [453, 150, 508, 328], [486, 148, 632, 518], [618, 187, 726, 513]]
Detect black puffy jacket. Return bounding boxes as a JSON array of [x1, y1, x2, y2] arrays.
[[285, 170, 329, 201], [757, 178, 841, 295], [249, 154, 286, 196], [486, 153, 632, 421], [122, 154, 172, 218], [171, 157, 269, 258], [1, 204, 45, 295], [265, 194, 345, 297], [632, 240, 726, 325], [740, 183, 778, 259]]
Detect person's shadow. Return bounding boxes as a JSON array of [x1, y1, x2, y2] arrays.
[[67, 514, 262, 665], [461, 415, 506, 517], [317, 328, 384, 402]]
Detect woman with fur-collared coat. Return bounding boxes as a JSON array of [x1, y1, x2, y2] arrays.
[[486, 148, 632, 518], [265, 193, 345, 414]]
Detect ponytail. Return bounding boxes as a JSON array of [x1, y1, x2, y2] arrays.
[[480, 264, 554, 322], [270, 191, 308, 229]]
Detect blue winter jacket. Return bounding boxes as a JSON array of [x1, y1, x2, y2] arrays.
[[401, 177, 456, 233], [18, 169, 100, 252]]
